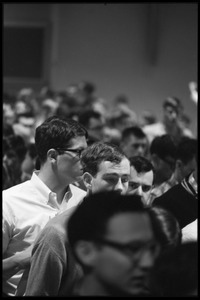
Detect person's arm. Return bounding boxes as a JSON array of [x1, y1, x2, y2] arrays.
[[3, 245, 33, 280], [25, 233, 64, 296]]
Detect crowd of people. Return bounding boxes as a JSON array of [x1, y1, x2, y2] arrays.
[[2, 80, 198, 297]]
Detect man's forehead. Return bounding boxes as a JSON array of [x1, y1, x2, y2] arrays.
[[106, 213, 153, 240], [68, 136, 88, 148], [98, 159, 130, 174]]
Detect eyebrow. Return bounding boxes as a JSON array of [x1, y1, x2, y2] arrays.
[[130, 181, 151, 186], [102, 173, 130, 178]]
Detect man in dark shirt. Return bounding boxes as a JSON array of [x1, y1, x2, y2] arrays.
[[153, 166, 197, 229]]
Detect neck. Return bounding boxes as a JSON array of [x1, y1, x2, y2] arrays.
[[38, 167, 70, 204]]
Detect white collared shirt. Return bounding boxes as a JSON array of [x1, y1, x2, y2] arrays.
[[3, 171, 86, 296]]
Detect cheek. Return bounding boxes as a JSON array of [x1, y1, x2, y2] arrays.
[[122, 183, 129, 194], [96, 252, 132, 279], [92, 180, 111, 192]]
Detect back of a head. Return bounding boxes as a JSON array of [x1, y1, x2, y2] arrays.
[[129, 156, 154, 174], [81, 141, 128, 176], [149, 206, 182, 253], [150, 134, 177, 160], [35, 115, 88, 164], [78, 110, 101, 128], [121, 126, 146, 142], [177, 137, 197, 165], [68, 191, 145, 254]]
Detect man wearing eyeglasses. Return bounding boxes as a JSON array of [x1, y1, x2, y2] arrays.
[[22, 142, 131, 296], [67, 191, 160, 296], [3, 116, 88, 296], [127, 156, 154, 207]]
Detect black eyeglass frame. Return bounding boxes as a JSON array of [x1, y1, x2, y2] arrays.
[[94, 237, 159, 260]]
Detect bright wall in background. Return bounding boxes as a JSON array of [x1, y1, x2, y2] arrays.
[[3, 3, 197, 134]]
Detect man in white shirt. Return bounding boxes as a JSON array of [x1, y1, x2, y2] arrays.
[[21, 142, 130, 296], [2, 115, 88, 296]]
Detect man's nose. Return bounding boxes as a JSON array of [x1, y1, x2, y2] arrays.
[[137, 146, 145, 155], [115, 179, 124, 193], [137, 249, 155, 269], [135, 185, 143, 196]]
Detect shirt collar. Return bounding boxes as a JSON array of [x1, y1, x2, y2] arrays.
[[31, 171, 72, 207], [188, 172, 198, 194], [31, 171, 52, 205]]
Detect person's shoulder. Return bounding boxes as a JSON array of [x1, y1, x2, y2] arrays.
[[143, 122, 164, 132], [33, 214, 69, 249], [70, 183, 87, 196], [3, 180, 30, 196], [153, 183, 183, 203]]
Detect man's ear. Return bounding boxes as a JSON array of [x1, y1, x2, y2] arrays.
[[82, 172, 93, 190], [74, 240, 97, 267], [47, 149, 58, 163]]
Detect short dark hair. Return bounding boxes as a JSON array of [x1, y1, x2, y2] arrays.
[[121, 126, 146, 142], [149, 206, 182, 253], [129, 156, 154, 174], [176, 137, 197, 165], [68, 191, 146, 263], [78, 110, 102, 128], [81, 142, 128, 176], [150, 134, 177, 161], [35, 115, 88, 164]]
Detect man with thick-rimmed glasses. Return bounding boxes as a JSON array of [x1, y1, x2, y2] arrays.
[[22, 141, 131, 296], [3, 115, 88, 296], [67, 191, 160, 296]]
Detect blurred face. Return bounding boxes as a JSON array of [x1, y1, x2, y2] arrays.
[[56, 136, 88, 185], [90, 212, 159, 296], [121, 135, 147, 158], [178, 157, 196, 181], [128, 166, 154, 206], [163, 106, 178, 124], [91, 158, 130, 195], [88, 117, 104, 140]]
